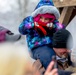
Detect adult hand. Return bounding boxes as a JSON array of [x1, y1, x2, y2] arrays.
[[44, 61, 58, 75]]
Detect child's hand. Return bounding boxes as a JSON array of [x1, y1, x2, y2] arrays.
[[46, 23, 54, 29], [44, 61, 58, 75], [34, 22, 39, 27]]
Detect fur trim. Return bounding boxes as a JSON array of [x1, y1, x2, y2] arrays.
[[31, 6, 60, 19]]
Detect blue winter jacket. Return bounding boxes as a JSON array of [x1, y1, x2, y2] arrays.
[[19, 16, 64, 50]]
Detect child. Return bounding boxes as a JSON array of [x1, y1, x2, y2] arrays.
[[19, 0, 64, 69]]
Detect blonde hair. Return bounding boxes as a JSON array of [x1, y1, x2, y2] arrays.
[[0, 42, 33, 75]]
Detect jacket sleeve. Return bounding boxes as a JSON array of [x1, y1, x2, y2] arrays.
[[53, 20, 65, 31], [19, 16, 34, 35], [55, 22, 65, 30]]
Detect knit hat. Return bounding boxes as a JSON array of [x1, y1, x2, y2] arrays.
[[53, 29, 73, 49], [31, 0, 60, 19]]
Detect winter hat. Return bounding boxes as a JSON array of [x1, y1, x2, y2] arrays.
[[53, 29, 73, 49], [31, 0, 60, 19]]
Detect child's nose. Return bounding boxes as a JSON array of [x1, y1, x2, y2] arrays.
[[41, 19, 45, 22]]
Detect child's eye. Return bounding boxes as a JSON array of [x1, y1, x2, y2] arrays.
[[45, 18, 50, 20], [50, 18, 55, 22], [40, 16, 43, 19], [50, 18, 53, 20]]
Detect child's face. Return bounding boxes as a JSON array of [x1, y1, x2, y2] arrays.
[[40, 16, 50, 23]]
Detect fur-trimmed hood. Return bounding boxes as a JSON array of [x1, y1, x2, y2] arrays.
[[31, 0, 60, 19]]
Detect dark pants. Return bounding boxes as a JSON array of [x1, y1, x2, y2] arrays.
[[32, 46, 56, 69]]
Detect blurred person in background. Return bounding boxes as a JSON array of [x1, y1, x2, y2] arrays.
[[0, 42, 58, 75], [0, 26, 21, 42]]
